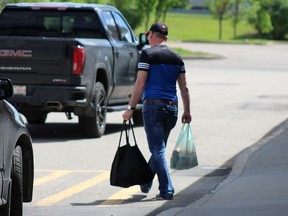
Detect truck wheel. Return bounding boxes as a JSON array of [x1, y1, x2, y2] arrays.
[[133, 109, 144, 126], [25, 112, 47, 124], [10, 146, 24, 216], [79, 82, 107, 138]]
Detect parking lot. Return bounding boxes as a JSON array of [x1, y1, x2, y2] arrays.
[[25, 42, 288, 216]]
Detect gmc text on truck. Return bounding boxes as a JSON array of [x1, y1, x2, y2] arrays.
[[0, 2, 145, 138]]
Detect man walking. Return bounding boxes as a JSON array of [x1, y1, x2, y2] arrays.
[[122, 22, 191, 200]]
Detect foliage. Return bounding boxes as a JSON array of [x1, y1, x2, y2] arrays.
[[245, 0, 273, 36], [244, 0, 288, 40], [138, 0, 189, 31], [206, 0, 232, 40], [108, 0, 143, 30], [137, 0, 157, 31], [269, 0, 288, 40], [155, 0, 190, 22], [229, 0, 245, 38]]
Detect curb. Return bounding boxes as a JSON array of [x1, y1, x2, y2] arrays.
[[181, 54, 225, 60]]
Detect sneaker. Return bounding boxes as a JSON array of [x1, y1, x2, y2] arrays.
[[140, 185, 150, 194], [155, 194, 173, 200]]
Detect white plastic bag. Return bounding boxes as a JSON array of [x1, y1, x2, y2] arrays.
[[170, 123, 198, 170]]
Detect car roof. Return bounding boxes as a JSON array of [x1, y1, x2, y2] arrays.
[[3, 2, 118, 12]]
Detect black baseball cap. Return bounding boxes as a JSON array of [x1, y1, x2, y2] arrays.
[[146, 22, 168, 36]]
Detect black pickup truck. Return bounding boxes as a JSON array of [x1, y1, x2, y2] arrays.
[[0, 2, 146, 138]]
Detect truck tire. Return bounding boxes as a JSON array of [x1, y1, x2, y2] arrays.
[[79, 82, 107, 138], [10, 146, 23, 216], [133, 109, 143, 126], [25, 112, 47, 124]]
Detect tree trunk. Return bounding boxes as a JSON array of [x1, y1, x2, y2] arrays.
[[219, 17, 222, 40]]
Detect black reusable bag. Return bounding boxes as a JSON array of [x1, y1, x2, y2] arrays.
[[110, 120, 154, 188]]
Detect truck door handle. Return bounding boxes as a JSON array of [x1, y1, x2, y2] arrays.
[[115, 50, 119, 58]]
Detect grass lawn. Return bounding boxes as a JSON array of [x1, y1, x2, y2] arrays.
[[135, 12, 268, 44]]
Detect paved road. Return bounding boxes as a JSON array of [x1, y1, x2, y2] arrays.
[[24, 42, 288, 216]]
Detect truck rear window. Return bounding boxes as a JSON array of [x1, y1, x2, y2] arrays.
[[0, 9, 105, 38]]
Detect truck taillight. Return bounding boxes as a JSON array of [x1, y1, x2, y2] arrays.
[[72, 47, 85, 75]]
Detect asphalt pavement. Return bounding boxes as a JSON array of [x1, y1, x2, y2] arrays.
[[157, 118, 288, 216]]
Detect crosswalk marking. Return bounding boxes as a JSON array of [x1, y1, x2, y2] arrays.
[[32, 170, 157, 207], [34, 171, 110, 206], [34, 170, 72, 186]]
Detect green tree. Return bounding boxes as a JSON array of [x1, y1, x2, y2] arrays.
[[155, 0, 189, 22], [269, 0, 288, 40], [109, 0, 143, 30], [229, 0, 245, 38], [245, 0, 273, 36], [137, 0, 157, 31], [207, 0, 232, 40], [155, 0, 167, 22], [1, 0, 17, 10]]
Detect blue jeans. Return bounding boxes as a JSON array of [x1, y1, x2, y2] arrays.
[[142, 101, 178, 197]]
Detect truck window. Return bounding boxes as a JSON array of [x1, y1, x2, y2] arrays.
[[113, 12, 133, 43], [102, 11, 120, 41], [0, 9, 105, 39]]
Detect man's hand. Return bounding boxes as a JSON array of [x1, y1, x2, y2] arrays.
[[122, 109, 134, 121], [182, 112, 191, 123]]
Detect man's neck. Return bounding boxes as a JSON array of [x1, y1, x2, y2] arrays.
[[151, 40, 166, 47]]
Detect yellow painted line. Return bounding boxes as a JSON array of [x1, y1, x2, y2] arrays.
[[34, 170, 72, 186], [98, 185, 140, 206], [34, 171, 110, 206]]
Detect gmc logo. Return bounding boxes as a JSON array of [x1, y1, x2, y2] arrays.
[[0, 50, 32, 57]]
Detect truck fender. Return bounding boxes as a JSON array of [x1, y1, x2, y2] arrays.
[[94, 63, 112, 97]]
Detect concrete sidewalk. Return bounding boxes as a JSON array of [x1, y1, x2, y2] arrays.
[[158, 119, 288, 216]]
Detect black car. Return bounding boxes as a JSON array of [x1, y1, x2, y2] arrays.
[[0, 78, 34, 216]]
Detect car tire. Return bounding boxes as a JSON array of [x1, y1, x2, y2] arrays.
[[25, 112, 47, 124], [0, 184, 11, 216], [10, 146, 23, 216], [79, 82, 107, 138]]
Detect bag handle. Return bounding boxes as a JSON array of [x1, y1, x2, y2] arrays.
[[118, 120, 137, 147], [186, 123, 190, 151], [128, 120, 137, 145], [118, 121, 126, 147]]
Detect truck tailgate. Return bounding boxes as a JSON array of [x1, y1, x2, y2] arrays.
[[0, 37, 75, 85]]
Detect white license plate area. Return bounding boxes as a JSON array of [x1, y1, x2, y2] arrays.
[[13, 85, 26, 96]]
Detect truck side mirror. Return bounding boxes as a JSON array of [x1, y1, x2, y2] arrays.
[[0, 78, 13, 99], [137, 33, 149, 50]]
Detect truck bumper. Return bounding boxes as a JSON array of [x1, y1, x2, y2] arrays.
[[8, 85, 89, 112]]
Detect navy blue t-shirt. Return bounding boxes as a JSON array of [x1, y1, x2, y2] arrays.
[[138, 45, 186, 101]]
